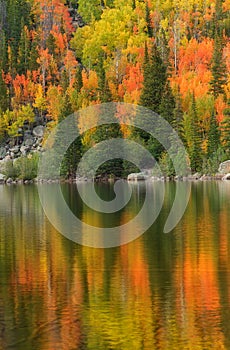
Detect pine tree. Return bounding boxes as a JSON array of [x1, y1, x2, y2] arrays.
[[0, 67, 8, 111], [210, 35, 227, 98], [173, 88, 185, 143], [145, 3, 153, 38], [140, 43, 167, 114], [0, 30, 8, 71], [188, 94, 203, 172], [97, 55, 112, 103], [74, 66, 83, 93], [207, 110, 220, 158], [18, 24, 30, 74], [159, 81, 175, 125], [221, 99, 230, 156]]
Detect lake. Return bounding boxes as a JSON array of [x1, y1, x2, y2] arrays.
[[0, 181, 230, 349]]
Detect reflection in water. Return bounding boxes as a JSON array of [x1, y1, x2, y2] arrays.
[[0, 182, 230, 349]]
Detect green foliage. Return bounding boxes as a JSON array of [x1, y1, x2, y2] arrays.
[[2, 160, 19, 179], [159, 81, 175, 125], [140, 43, 167, 114], [0, 69, 8, 112], [145, 3, 153, 38], [202, 148, 225, 175], [221, 99, 230, 156], [159, 151, 175, 177], [187, 94, 203, 173], [2, 153, 39, 180], [207, 110, 220, 158], [210, 35, 227, 98], [14, 153, 39, 180]]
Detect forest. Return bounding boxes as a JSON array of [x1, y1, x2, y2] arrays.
[[0, 0, 229, 178]]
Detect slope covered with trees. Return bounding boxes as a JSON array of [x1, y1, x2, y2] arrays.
[[0, 0, 229, 176]]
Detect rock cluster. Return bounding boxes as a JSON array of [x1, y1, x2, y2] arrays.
[[0, 126, 44, 163]]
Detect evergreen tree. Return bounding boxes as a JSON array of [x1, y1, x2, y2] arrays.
[[173, 88, 185, 143], [188, 94, 203, 172], [74, 65, 83, 93], [145, 3, 153, 38], [221, 99, 230, 156], [0, 67, 8, 111], [210, 35, 227, 98], [0, 30, 8, 71], [97, 55, 112, 103], [18, 24, 30, 74], [140, 43, 167, 114], [28, 33, 39, 71], [207, 110, 220, 158], [82, 107, 124, 178], [159, 81, 175, 125]]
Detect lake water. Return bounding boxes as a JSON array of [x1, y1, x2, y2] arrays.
[[0, 181, 230, 349]]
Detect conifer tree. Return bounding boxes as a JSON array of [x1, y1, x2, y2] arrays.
[[18, 25, 30, 74], [159, 81, 175, 125], [0, 67, 8, 112], [188, 94, 203, 172], [97, 55, 112, 103], [207, 110, 220, 158], [210, 35, 227, 98], [140, 43, 166, 114], [145, 3, 153, 38], [221, 99, 230, 156], [0, 30, 7, 71], [173, 88, 185, 143]]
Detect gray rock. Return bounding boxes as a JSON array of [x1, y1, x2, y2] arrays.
[[218, 160, 230, 174], [25, 138, 34, 147], [200, 175, 212, 181], [0, 147, 6, 160], [10, 146, 20, 154], [127, 172, 147, 181], [24, 130, 32, 140], [6, 178, 13, 184], [20, 145, 29, 156], [33, 126, 44, 138]]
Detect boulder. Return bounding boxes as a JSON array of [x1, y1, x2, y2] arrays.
[[20, 145, 29, 156], [25, 138, 34, 147], [222, 173, 230, 180], [10, 146, 20, 154], [127, 172, 147, 181], [33, 126, 44, 138], [6, 178, 13, 184], [218, 160, 230, 174]]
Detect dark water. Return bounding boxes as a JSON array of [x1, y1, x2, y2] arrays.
[[0, 181, 230, 349]]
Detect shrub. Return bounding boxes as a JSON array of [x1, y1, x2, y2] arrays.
[[14, 153, 39, 180]]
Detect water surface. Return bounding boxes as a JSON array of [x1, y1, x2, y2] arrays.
[[0, 181, 230, 349]]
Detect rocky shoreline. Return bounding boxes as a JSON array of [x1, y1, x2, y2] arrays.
[[1, 172, 230, 186]]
